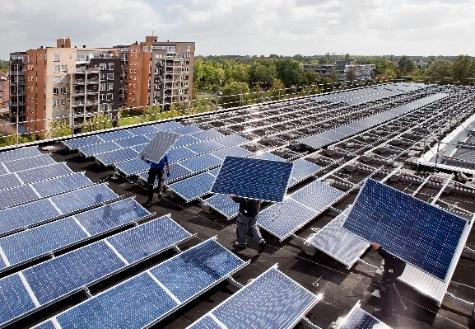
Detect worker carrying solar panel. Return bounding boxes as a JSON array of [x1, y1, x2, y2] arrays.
[[231, 195, 266, 253], [143, 155, 171, 205], [371, 242, 406, 322]]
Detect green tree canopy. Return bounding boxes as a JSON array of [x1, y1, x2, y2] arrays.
[[451, 55, 475, 84], [249, 62, 277, 88], [276, 59, 304, 87], [398, 56, 415, 77], [425, 60, 453, 83]]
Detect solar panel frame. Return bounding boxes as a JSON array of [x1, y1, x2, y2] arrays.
[[98, 129, 134, 142], [186, 140, 224, 155], [139, 131, 180, 163], [342, 179, 468, 281], [114, 135, 151, 148], [0, 173, 23, 191], [62, 135, 104, 150], [29, 172, 93, 198], [211, 156, 293, 203], [78, 141, 122, 157], [0, 184, 39, 210], [179, 154, 223, 173], [116, 158, 149, 176]]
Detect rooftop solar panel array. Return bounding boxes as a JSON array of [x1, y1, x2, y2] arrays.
[[0, 215, 192, 327], [212, 157, 293, 202], [16, 163, 73, 185], [343, 179, 467, 281], [95, 148, 139, 166], [180, 153, 222, 173], [29, 172, 93, 198], [289, 159, 321, 186], [188, 265, 319, 329], [3, 154, 56, 173], [338, 302, 391, 329], [0, 173, 23, 191], [79, 141, 122, 157], [0, 146, 42, 163], [169, 172, 216, 202], [38, 238, 246, 328]]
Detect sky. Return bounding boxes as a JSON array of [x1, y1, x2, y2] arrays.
[[1, 0, 474, 59]]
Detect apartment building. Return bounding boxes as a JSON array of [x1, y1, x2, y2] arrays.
[[125, 36, 195, 108], [303, 60, 375, 82], [9, 52, 26, 126]]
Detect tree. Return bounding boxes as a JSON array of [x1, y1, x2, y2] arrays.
[[398, 56, 415, 77], [345, 67, 357, 82], [82, 113, 113, 132], [49, 119, 71, 138], [142, 105, 162, 122], [425, 60, 453, 83], [222, 81, 250, 107], [373, 59, 398, 81], [451, 55, 475, 84], [276, 59, 304, 87], [249, 62, 277, 88]]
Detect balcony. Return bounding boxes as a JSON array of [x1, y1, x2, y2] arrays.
[[86, 79, 99, 85]]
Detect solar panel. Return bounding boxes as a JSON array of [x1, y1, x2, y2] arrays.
[[254, 152, 286, 162], [49, 184, 118, 214], [34, 321, 56, 329], [0, 215, 192, 328], [74, 198, 150, 235], [132, 143, 147, 153], [291, 181, 344, 212], [79, 141, 121, 157], [0, 184, 38, 209], [168, 172, 216, 202], [53, 238, 246, 328], [186, 140, 224, 154], [139, 131, 180, 163], [126, 125, 159, 136], [0, 199, 61, 237], [154, 120, 182, 130], [290, 159, 321, 186], [216, 134, 249, 147], [0, 173, 22, 191], [114, 135, 150, 148], [212, 157, 293, 202], [173, 135, 200, 147], [3, 154, 55, 173], [0, 146, 41, 163], [99, 129, 134, 142], [179, 154, 222, 173], [203, 194, 239, 219], [211, 146, 253, 160], [0, 275, 36, 326], [16, 163, 73, 185], [306, 208, 369, 268], [167, 147, 196, 163], [257, 199, 317, 241], [189, 266, 319, 329], [166, 124, 203, 135], [338, 302, 390, 329], [189, 315, 221, 329], [116, 158, 149, 176], [95, 148, 138, 166], [30, 173, 93, 198], [192, 128, 225, 141], [342, 179, 467, 281], [0, 164, 9, 176], [62, 135, 103, 150]]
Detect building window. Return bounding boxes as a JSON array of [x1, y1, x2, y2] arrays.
[[53, 87, 59, 95], [106, 93, 113, 101], [99, 63, 107, 70], [100, 73, 106, 81], [53, 54, 60, 62], [108, 63, 115, 70], [61, 87, 67, 94], [61, 65, 68, 72], [107, 83, 114, 91], [107, 73, 114, 80], [100, 94, 105, 101], [54, 65, 61, 73], [100, 84, 106, 92], [143, 46, 148, 52], [61, 98, 66, 105]]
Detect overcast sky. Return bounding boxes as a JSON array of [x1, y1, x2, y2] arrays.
[[1, 0, 474, 59]]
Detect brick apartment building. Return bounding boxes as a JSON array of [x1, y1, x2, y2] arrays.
[[9, 36, 195, 134]]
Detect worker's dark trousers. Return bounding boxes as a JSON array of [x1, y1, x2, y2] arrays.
[[236, 213, 264, 246], [147, 168, 164, 201], [380, 273, 397, 316]]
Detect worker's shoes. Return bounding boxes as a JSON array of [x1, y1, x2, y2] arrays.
[[233, 241, 246, 251], [257, 241, 266, 253]]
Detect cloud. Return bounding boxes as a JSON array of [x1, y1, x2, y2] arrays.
[[0, 0, 474, 58]]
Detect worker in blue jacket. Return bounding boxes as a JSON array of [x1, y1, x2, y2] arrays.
[[143, 155, 170, 204]]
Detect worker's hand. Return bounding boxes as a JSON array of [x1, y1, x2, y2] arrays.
[[371, 242, 381, 250]]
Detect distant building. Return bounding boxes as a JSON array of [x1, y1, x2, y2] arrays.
[[0, 73, 9, 109], [303, 60, 375, 82], [9, 35, 195, 133]]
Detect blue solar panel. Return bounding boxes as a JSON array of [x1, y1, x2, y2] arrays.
[[204, 194, 239, 219], [211, 146, 253, 160], [343, 179, 467, 281], [0, 184, 38, 209], [192, 129, 225, 141], [57, 272, 178, 328], [291, 181, 344, 212], [114, 135, 150, 148], [79, 141, 122, 157], [126, 125, 159, 136], [62, 135, 103, 150], [339, 303, 390, 329], [0, 275, 36, 327], [189, 315, 221, 329], [195, 266, 318, 329], [254, 152, 285, 162], [107, 215, 192, 263], [0, 165, 9, 176], [0, 217, 88, 268], [257, 199, 317, 241], [74, 198, 150, 236], [166, 125, 203, 135], [216, 134, 249, 147], [99, 129, 134, 142], [154, 120, 182, 130], [173, 135, 200, 147], [3, 154, 55, 173], [33, 321, 56, 329], [139, 131, 180, 163], [116, 158, 149, 176], [166, 163, 193, 183], [132, 143, 147, 153], [16, 163, 73, 185], [95, 148, 138, 166], [30, 173, 92, 198], [212, 157, 293, 202], [169, 172, 216, 202], [0, 199, 61, 236], [0, 173, 22, 190], [0, 146, 41, 163], [50, 184, 118, 214], [290, 159, 321, 185], [179, 154, 222, 173], [187, 140, 224, 154], [150, 239, 246, 302], [167, 147, 197, 163], [24, 241, 124, 305]]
